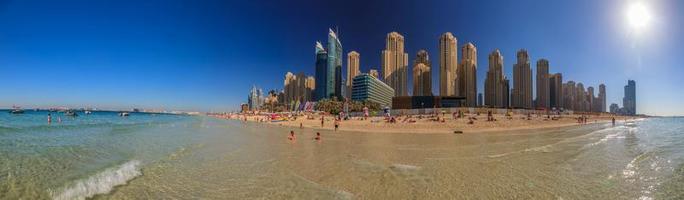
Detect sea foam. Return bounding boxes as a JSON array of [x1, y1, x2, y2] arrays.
[[51, 160, 142, 200]]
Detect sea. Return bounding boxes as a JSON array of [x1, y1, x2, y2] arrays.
[[0, 110, 683, 199]]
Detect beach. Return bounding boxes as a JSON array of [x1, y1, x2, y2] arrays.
[[2, 111, 681, 199], [215, 111, 629, 134]]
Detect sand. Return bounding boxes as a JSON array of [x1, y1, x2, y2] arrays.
[[211, 111, 631, 134]]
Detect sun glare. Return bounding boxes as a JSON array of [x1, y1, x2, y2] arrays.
[[626, 2, 652, 30]]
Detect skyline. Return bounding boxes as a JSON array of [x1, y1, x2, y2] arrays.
[[0, 0, 682, 115]]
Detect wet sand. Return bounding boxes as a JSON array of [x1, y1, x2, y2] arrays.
[[100, 117, 682, 200]]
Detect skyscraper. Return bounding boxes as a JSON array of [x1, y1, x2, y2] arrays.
[[346, 51, 360, 100], [412, 50, 431, 96], [549, 73, 563, 109], [536, 59, 550, 109], [563, 81, 576, 110], [623, 80, 636, 115], [305, 76, 316, 102], [381, 32, 409, 96], [576, 83, 586, 111], [512, 49, 533, 109], [439, 32, 457, 96], [587, 86, 595, 112], [477, 93, 483, 107], [284, 72, 297, 103], [314, 42, 329, 100], [485, 49, 506, 108], [458, 43, 477, 106], [248, 85, 263, 111], [598, 84, 606, 112], [328, 29, 343, 100]]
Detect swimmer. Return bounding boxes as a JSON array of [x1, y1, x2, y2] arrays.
[[288, 131, 296, 140], [314, 132, 321, 140]]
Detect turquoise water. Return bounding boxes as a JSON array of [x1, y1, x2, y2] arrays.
[[0, 111, 202, 199], [1, 112, 683, 199]]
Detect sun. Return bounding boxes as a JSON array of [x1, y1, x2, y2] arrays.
[[626, 2, 652, 30]]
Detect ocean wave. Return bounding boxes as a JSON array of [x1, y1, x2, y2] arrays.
[[51, 160, 142, 200]]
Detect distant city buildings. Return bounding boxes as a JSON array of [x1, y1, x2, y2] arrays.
[[346, 51, 360, 100], [412, 50, 431, 96], [610, 103, 619, 114], [283, 72, 315, 104], [458, 42, 477, 107], [382, 32, 409, 97], [247, 85, 264, 111], [512, 49, 533, 109], [245, 29, 626, 113], [439, 32, 457, 96], [351, 73, 395, 107], [623, 80, 637, 115]]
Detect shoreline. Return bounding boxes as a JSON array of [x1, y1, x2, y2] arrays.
[[211, 112, 633, 134]]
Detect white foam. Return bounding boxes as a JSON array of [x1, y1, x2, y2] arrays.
[[51, 160, 142, 200]]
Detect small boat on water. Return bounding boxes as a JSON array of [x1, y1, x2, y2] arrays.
[[119, 112, 130, 117], [9, 106, 24, 114], [65, 110, 78, 117]]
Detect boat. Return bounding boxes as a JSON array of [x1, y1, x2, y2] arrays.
[[9, 106, 24, 114], [119, 112, 130, 117], [65, 110, 78, 117]]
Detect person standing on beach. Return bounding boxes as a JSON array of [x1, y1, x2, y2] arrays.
[[334, 119, 339, 131], [321, 116, 324, 127]]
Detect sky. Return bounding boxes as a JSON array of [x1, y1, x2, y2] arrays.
[[0, 0, 682, 115]]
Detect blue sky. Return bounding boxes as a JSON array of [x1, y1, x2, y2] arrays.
[[0, 0, 682, 115]]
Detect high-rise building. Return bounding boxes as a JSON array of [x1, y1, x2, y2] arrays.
[[536, 59, 550, 109], [599, 84, 606, 112], [563, 81, 576, 110], [512, 49, 533, 109], [248, 85, 263, 111], [503, 77, 510, 108], [284, 72, 315, 104], [346, 51, 360, 100], [351, 73, 395, 107], [314, 42, 329, 100], [576, 83, 586, 112], [412, 50, 431, 96], [382, 32, 409, 97], [587, 86, 595, 112], [549, 73, 563, 109], [369, 69, 379, 79], [485, 49, 507, 108], [284, 72, 297, 103], [458, 43, 477, 107], [328, 29, 343, 100], [439, 32, 457, 96], [623, 80, 636, 115], [305, 76, 316, 102]]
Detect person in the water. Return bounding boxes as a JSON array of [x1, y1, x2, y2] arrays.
[[314, 132, 321, 140], [612, 117, 616, 126], [288, 131, 296, 140], [47, 113, 52, 124]]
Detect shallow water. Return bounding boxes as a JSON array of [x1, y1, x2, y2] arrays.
[[1, 111, 683, 199]]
